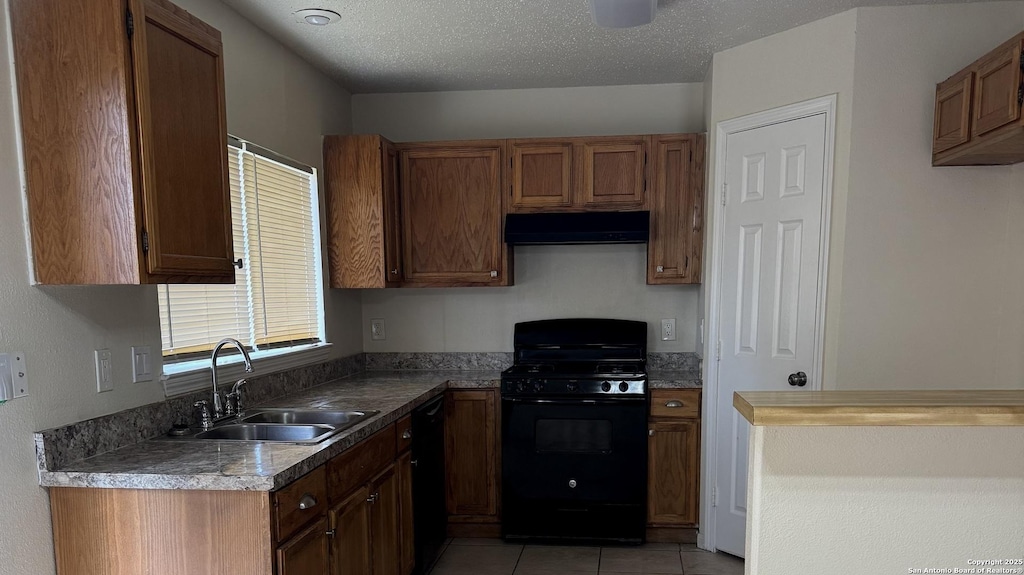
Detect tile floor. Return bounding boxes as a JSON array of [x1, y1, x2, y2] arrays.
[[427, 538, 744, 575]]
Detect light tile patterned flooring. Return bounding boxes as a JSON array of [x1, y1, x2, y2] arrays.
[[427, 538, 744, 575]]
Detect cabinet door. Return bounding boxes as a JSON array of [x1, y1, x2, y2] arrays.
[[577, 137, 648, 210], [509, 141, 574, 211], [277, 517, 331, 575], [933, 71, 975, 153], [329, 487, 372, 575], [398, 451, 416, 575], [369, 465, 402, 575], [383, 141, 404, 286], [972, 38, 1023, 137], [648, 135, 705, 285], [445, 390, 499, 519], [400, 144, 508, 285], [647, 421, 700, 527], [130, 0, 235, 280]]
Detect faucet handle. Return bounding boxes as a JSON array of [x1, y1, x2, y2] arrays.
[[194, 400, 213, 431], [229, 379, 248, 415]]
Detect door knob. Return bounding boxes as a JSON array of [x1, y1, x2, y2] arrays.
[[788, 372, 808, 387]]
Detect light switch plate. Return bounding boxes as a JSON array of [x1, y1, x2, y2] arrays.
[[131, 346, 152, 383], [661, 318, 677, 341], [11, 352, 28, 398], [95, 349, 113, 393], [370, 319, 386, 341]]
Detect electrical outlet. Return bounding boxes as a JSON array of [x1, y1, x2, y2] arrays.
[[370, 318, 387, 341], [95, 349, 113, 393], [661, 318, 677, 341], [131, 346, 152, 383]]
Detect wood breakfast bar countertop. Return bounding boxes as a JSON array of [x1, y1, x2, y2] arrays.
[[734, 389, 1024, 426]]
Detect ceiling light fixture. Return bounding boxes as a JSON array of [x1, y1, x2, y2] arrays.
[[293, 9, 340, 26], [590, 0, 657, 28]]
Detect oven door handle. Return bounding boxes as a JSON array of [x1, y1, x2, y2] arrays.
[[502, 397, 647, 406]]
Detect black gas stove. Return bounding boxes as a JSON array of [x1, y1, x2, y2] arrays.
[[501, 318, 649, 545]]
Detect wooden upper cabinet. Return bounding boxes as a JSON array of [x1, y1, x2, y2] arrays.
[[399, 142, 511, 286], [509, 141, 574, 211], [933, 71, 974, 154], [10, 0, 234, 284], [648, 135, 705, 285], [325, 135, 403, 288], [972, 38, 1023, 137], [445, 390, 499, 520], [933, 31, 1024, 166], [577, 137, 648, 210]]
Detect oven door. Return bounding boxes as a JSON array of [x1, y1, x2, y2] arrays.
[[501, 395, 648, 541]]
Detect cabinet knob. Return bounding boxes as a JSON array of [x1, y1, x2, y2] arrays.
[[656, 266, 664, 273], [665, 400, 684, 408], [490, 270, 499, 278], [298, 494, 318, 510], [402, 429, 412, 440], [648, 429, 655, 437]]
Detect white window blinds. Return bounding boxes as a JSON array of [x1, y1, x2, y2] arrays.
[[159, 143, 323, 360]]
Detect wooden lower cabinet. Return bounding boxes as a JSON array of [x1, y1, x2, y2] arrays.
[[398, 451, 416, 575], [278, 517, 331, 575], [49, 421, 416, 575], [444, 389, 501, 533], [647, 389, 702, 534], [328, 486, 372, 575]]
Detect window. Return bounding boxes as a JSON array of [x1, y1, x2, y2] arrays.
[[158, 138, 325, 385]]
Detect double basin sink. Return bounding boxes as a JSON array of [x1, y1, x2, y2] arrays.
[[190, 409, 380, 444]]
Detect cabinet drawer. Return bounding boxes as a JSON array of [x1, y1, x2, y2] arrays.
[[650, 389, 701, 419], [396, 414, 413, 453], [328, 424, 397, 500], [274, 466, 327, 542]]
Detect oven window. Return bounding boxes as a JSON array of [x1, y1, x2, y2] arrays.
[[535, 419, 612, 454]]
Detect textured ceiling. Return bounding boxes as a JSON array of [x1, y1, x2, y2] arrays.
[[222, 0, 983, 93]]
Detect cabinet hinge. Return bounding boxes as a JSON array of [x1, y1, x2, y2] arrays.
[[721, 184, 727, 207], [684, 255, 689, 271], [141, 230, 149, 254], [715, 340, 721, 362], [126, 8, 135, 39], [712, 485, 718, 507]]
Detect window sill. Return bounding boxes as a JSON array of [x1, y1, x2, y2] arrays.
[[161, 343, 334, 397]]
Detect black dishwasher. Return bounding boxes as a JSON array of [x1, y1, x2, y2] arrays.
[[412, 395, 447, 574]]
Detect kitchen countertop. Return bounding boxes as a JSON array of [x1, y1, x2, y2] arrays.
[[734, 390, 1024, 426], [38, 369, 699, 492]]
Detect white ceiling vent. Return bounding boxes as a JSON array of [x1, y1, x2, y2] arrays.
[[590, 0, 658, 28], [293, 9, 341, 26]]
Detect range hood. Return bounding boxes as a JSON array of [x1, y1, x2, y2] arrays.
[[504, 211, 650, 245]]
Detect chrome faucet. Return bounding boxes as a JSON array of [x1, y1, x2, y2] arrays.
[[210, 338, 253, 419]]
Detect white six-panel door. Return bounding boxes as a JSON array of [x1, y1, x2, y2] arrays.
[[713, 112, 828, 557]]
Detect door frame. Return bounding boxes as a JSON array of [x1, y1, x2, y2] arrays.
[[699, 95, 837, 553]]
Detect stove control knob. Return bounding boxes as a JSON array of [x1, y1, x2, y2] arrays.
[[619, 381, 629, 393], [601, 381, 612, 392], [533, 381, 544, 393], [566, 382, 579, 392], [515, 381, 528, 393]]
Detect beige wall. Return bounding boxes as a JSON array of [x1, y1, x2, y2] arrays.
[[835, 2, 1024, 390], [747, 425, 1024, 574], [0, 1, 353, 573], [704, 2, 1024, 390], [352, 84, 705, 352]]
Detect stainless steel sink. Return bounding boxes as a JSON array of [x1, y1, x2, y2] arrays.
[[241, 409, 379, 429], [195, 423, 336, 443]]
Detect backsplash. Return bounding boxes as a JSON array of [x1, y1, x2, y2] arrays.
[[365, 352, 513, 371]]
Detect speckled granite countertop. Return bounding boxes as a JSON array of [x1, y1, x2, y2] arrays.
[[38, 368, 698, 492], [39, 371, 499, 492]]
